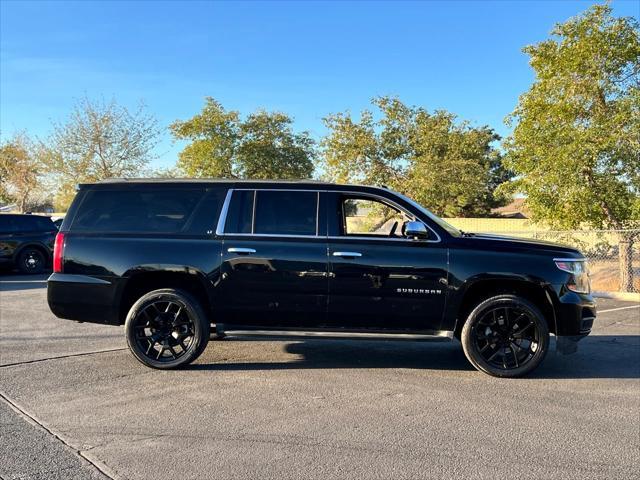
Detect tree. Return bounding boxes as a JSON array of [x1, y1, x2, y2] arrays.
[[170, 98, 238, 178], [170, 97, 315, 179], [0, 134, 44, 212], [236, 111, 315, 179], [322, 96, 510, 217], [502, 4, 640, 291], [43, 97, 160, 209]]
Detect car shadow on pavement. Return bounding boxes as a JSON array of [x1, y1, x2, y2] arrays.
[[0, 272, 49, 292], [534, 335, 640, 380], [189, 335, 640, 379], [192, 339, 475, 372]]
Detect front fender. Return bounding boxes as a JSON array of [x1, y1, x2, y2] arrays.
[[443, 274, 558, 336]]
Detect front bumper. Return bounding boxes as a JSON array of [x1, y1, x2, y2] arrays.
[[552, 285, 597, 354]]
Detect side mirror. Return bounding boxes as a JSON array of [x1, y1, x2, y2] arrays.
[[404, 221, 429, 240]]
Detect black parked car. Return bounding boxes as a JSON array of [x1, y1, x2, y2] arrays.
[[47, 180, 595, 377], [0, 214, 57, 274]]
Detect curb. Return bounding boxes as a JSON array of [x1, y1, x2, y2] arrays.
[[593, 291, 640, 302]]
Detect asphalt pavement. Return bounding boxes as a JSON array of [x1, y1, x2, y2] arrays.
[[0, 273, 639, 479]]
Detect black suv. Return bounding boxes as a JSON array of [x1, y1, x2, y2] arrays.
[[0, 214, 57, 274], [47, 180, 596, 377]]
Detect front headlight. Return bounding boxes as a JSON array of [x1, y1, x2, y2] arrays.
[[554, 258, 590, 294]]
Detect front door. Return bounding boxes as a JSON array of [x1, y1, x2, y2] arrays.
[[327, 193, 448, 332], [216, 189, 328, 328]]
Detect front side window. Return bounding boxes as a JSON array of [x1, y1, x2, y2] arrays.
[[0, 216, 18, 233], [342, 197, 411, 237]]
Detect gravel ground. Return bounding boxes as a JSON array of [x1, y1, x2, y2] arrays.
[[1, 273, 638, 480]]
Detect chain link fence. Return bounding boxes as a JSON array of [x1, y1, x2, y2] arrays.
[[446, 219, 639, 294]]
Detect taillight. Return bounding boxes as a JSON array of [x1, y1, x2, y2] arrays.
[[53, 232, 65, 273]]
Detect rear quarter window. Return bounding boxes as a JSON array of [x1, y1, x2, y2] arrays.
[[71, 188, 218, 234]]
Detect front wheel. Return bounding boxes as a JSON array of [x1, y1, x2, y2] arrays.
[[125, 288, 210, 369], [461, 295, 549, 378]]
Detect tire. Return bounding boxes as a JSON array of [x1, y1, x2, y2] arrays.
[[125, 288, 210, 369], [461, 294, 549, 378], [17, 248, 46, 274]]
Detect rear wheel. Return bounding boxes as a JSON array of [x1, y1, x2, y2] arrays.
[[461, 294, 549, 378], [125, 288, 210, 369], [17, 248, 46, 274]]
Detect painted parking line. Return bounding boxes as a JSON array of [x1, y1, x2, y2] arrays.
[[598, 305, 640, 314]]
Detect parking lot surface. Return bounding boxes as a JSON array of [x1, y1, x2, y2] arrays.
[[1, 273, 639, 480]]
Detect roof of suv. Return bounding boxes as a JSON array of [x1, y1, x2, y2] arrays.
[[85, 178, 387, 192], [0, 214, 52, 218]]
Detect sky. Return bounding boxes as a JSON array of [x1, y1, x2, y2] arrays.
[[1, 0, 638, 169]]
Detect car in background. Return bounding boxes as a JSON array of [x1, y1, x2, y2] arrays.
[[0, 214, 57, 274], [52, 217, 64, 230]]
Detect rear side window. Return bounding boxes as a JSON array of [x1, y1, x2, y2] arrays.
[[255, 191, 317, 235], [224, 190, 254, 234], [32, 216, 56, 231], [224, 190, 318, 236], [72, 188, 207, 233]]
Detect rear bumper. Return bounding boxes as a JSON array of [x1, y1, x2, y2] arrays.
[[47, 273, 120, 325]]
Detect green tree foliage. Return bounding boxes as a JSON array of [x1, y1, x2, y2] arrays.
[[43, 97, 160, 210], [322, 96, 510, 217], [502, 4, 640, 291], [0, 134, 44, 212], [170, 97, 315, 179]]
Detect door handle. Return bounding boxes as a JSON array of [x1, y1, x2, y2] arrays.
[[332, 251, 362, 258], [227, 247, 257, 254]]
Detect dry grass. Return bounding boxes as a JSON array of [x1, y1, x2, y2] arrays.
[[589, 260, 640, 293]]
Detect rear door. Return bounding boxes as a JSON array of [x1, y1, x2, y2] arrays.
[[216, 188, 329, 329], [0, 216, 18, 262], [327, 191, 448, 332]]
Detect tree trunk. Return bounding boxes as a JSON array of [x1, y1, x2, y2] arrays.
[[18, 195, 28, 213], [618, 233, 635, 293]]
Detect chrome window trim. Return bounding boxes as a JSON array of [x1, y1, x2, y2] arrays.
[[215, 189, 233, 236], [327, 235, 438, 243], [316, 191, 320, 236], [216, 187, 442, 243], [222, 233, 323, 239], [251, 190, 257, 234]]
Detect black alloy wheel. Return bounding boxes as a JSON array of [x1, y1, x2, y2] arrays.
[[125, 289, 210, 369], [18, 248, 46, 274], [461, 295, 549, 378]]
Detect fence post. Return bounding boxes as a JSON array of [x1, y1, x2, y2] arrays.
[[618, 232, 635, 293]]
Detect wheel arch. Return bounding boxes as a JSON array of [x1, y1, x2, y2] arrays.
[[117, 267, 214, 326], [451, 277, 558, 339], [14, 242, 51, 263]]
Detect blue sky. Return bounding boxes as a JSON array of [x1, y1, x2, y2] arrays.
[[1, 0, 638, 169]]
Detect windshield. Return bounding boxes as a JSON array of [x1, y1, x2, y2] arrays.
[[391, 190, 462, 237]]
